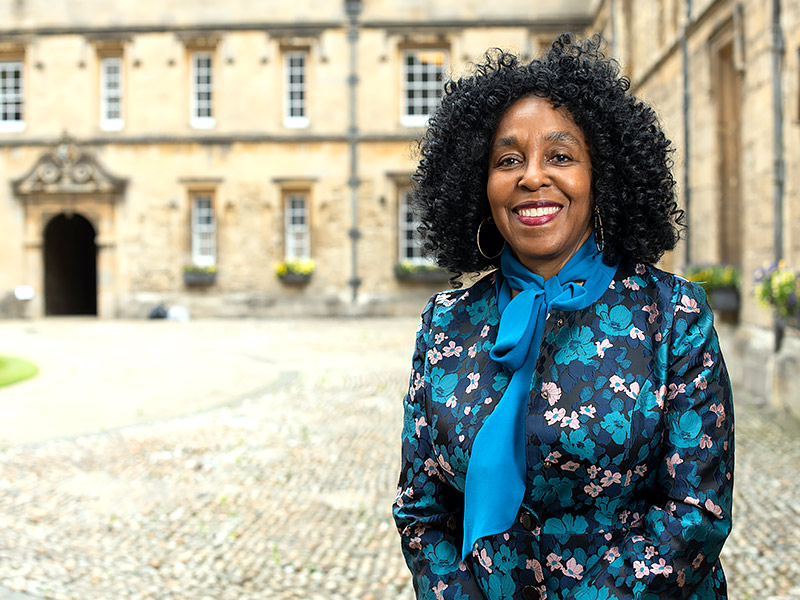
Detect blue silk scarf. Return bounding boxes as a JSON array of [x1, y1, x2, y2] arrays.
[[462, 234, 619, 558]]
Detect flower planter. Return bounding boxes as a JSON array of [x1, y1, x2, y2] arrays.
[[707, 287, 739, 312], [183, 271, 217, 286], [278, 272, 312, 285], [776, 313, 800, 330], [394, 264, 450, 283]]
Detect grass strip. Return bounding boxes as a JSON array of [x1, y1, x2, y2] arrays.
[[0, 355, 39, 388]]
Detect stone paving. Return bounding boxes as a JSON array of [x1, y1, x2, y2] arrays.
[[0, 318, 798, 600]]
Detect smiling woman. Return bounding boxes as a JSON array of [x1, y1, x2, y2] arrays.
[[393, 33, 734, 600]]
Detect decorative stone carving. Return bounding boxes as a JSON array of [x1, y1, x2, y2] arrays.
[[12, 135, 127, 198]]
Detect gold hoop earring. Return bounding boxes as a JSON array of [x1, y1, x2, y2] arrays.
[[477, 217, 504, 260], [594, 205, 605, 253]]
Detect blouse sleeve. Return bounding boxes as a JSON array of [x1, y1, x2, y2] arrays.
[[567, 279, 734, 599], [392, 298, 486, 600]]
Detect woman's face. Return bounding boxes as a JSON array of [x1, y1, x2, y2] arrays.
[[487, 95, 594, 280]]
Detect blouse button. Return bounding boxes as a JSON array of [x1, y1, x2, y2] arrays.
[[522, 585, 542, 600], [556, 317, 564, 327], [520, 510, 535, 530]]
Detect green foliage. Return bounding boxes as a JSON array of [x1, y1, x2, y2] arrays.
[[276, 258, 315, 277], [0, 355, 38, 388], [183, 264, 218, 275], [394, 260, 440, 275], [754, 262, 800, 318], [683, 264, 740, 292]]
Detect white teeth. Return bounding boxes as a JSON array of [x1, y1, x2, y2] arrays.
[[517, 206, 560, 218]]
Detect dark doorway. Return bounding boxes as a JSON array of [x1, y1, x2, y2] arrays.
[[44, 213, 98, 315]]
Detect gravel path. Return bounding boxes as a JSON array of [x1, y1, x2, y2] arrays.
[[0, 318, 797, 599]]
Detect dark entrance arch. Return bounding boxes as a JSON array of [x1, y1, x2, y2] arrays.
[[44, 213, 98, 315]]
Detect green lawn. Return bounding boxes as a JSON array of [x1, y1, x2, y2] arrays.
[[0, 355, 38, 388]]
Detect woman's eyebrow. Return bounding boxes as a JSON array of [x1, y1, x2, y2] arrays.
[[492, 135, 518, 150], [545, 130, 581, 145]]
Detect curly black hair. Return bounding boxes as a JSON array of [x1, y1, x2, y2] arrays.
[[412, 33, 682, 280]]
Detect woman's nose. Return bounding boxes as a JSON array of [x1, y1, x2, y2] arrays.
[[517, 158, 550, 190]]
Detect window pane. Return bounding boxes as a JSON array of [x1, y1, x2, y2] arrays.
[[403, 50, 446, 121], [0, 62, 24, 124]]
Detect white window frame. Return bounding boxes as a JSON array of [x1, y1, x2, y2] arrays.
[[99, 56, 124, 131], [191, 193, 217, 266], [284, 50, 309, 129], [401, 49, 447, 128], [398, 187, 428, 265], [284, 192, 310, 259], [190, 52, 215, 129], [0, 61, 25, 132]]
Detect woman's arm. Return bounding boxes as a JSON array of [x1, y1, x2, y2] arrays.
[[567, 279, 734, 599], [393, 299, 486, 600]]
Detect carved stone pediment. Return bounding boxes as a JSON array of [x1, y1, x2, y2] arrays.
[[12, 136, 128, 198]]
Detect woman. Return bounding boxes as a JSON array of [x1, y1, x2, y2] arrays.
[[392, 34, 734, 600]]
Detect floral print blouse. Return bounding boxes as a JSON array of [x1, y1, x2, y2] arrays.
[[393, 259, 734, 600]]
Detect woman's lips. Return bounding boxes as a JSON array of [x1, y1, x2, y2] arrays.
[[513, 203, 562, 225]]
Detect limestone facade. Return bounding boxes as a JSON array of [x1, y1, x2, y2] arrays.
[[592, 0, 800, 417], [0, 0, 592, 318]]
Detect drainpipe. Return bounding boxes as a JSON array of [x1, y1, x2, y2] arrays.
[[771, 0, 785, 349], [345, 0, 363, 303], [681, 0, 693, 267]]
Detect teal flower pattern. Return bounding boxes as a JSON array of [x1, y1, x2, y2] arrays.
[[393, 259, 734, 600]]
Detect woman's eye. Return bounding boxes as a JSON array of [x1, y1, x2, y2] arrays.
[[498, 156, 521, 167], [550, 153, 571, 163]]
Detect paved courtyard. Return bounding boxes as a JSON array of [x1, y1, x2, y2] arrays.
[[0, 318, 798, 600]]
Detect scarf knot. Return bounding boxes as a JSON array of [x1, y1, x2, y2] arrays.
[[462, 235, 618, 559]]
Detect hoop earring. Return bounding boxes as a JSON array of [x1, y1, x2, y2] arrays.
[[594, 205, 605, 253], [477, 217, 504, 260]]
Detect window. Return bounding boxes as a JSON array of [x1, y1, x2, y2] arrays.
[[0, 61, 24, 132], [402, 49, 446, 127], [398, 187, 427, 264], [284, 192, 310, 259], [191, 193, 216, 266], [100, 56, 123, 130], [190, 52, 215, 128], [284, 51, 309, 128]]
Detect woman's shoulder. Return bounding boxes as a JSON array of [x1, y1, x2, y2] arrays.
[[615, 257, 707, 307], [424, 271, 498, 331]]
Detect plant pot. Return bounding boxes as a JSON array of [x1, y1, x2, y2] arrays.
[[394, 264, 450, 283], [707, 287, 739, 312], [183, 271, 217, 286], [279, 272, 312, 285], [776, 313, 800, 330]]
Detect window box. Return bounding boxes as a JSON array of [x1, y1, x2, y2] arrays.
[[755, 262, 800, 327], [183, 265, 217, 286], [394, 262, 450, 283], [683, 264, 741, 312], [278, 271, 312, 285], [276, 258, 314, 285], [707, 286, 740, 312]]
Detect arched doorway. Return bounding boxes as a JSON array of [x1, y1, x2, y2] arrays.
[[44, 213, 98, 315]]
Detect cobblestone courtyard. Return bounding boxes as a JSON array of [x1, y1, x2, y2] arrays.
[[0, 318, 799, 600]]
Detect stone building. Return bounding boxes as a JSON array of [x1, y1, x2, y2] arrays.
[[0, 0, 593, 319], [590, 0, 800, 417], [1, 0, 799, 412]]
